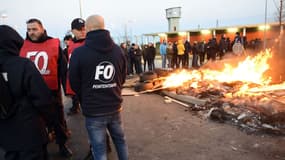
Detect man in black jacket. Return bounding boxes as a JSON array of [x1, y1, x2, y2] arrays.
[[129, 43, 142, 74], [66, 18, 86, 115], [219, 34, 227, 60], [184, 40, 191, 68], [145, 42, 156, 71], [19, 18, 72, 158], [0, 25, 52, 160], [69, 15, 128, 160], [62, 34, 73, 94], [63, 34, 73, 60]]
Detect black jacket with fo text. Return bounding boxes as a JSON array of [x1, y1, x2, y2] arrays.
[[69, 29, 127, 117]]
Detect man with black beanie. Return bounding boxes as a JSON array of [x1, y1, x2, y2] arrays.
[[65, 18, 86, 115], [19, 18, 72, 158]]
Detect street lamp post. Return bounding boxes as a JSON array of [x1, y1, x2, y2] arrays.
[[279, 0, 284, 53], [124, 23, 128, 44], [124, 20, 135, 44], [263, 0, 268, 49], [79, 0, 83, 18]]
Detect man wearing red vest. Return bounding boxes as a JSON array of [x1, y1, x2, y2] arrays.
[[20, 18, 72, 158], [66, 18, 86, 115]]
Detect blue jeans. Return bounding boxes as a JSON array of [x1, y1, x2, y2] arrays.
[[85, 112, 128, 160], [161, 54, 167, 68]]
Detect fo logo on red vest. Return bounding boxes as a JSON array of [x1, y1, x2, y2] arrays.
[[94, 61, 115, 83], [26, 51, 50, 75]]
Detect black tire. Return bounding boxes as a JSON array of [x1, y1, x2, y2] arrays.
[[134, 82, 154, 92], [139, 71, 158, 82]]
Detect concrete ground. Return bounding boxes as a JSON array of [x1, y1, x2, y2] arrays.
[[121, 93, 285, 160], [2, 92, 285, 160]]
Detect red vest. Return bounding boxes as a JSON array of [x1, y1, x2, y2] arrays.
[[20, 39, 60, 90], [66, 40, 85, 95]]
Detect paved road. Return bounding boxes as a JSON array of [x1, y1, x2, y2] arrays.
[[1, 93, 285, 160], [122, 93, 285, 160]]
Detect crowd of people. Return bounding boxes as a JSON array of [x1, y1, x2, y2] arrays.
[[119, 32, 254, 74], [0, 15, 128, 160]]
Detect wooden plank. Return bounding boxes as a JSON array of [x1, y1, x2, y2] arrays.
[[162, 91, 208, 105], [122, 88, 139, 96], [164, 96, 190, 108]]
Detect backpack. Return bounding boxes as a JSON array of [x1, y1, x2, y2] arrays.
[[0, 65, 15, 119]]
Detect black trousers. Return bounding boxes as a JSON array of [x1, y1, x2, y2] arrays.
[[183, 53, 189, 68], [171, 55, 177, 69], [50, 92, 68, 145], [54, 104, 68, 145], [146, 58, 154, 71], [4, 145, 48, 160], [177, 55, 184, 68], [199, 51, 205, 65]]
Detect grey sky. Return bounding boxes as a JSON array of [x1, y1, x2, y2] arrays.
[[1, 0, 278, 39]]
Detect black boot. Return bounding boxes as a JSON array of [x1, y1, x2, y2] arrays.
[[67, 106, 80, 115], [67, 96, 80, 115], [59, 144, 73, 158]]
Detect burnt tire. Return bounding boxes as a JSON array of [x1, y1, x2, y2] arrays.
[[139, 71, 158, 82], [154, 68, 170, 77], [134, 82, 154, 92]]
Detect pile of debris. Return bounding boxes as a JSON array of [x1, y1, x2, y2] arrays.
[[162, 80, 285, 135], [124, 68, 285, 135]]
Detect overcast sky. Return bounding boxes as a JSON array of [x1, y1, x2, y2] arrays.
[[1, 0, 278, 39]]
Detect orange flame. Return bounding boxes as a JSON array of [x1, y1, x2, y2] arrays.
[[247, 82, 285, 93], [162, 70, 202, 88], [202, 50, 272, 85], [162, 50, 285, 94]]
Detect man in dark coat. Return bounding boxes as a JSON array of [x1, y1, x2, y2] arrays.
[[62, 34, 73, 60], [144, 42, 156, 71], [219, 34, 227, 59], [66, 18, 86, 115], [233, 32, 243, 44], [183, 40, 191, 68], [69, 15, 128, 160], [172, 41, 178, 68], [142, 44, 148, 72], [192, 41, 199, 68], [62, 34, 73, 93], [0, 25, 52, 160], [208, 37, 218, 61], [120, 42, 131, 74], [129, 44, 142, 74], [198, 41, 206, 65]]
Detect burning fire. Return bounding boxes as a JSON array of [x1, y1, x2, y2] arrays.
[[248, 82, 285, 93], [162, 70, 202, 88], [162, 50, 285, 95], [202, 50, 272, 85]]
